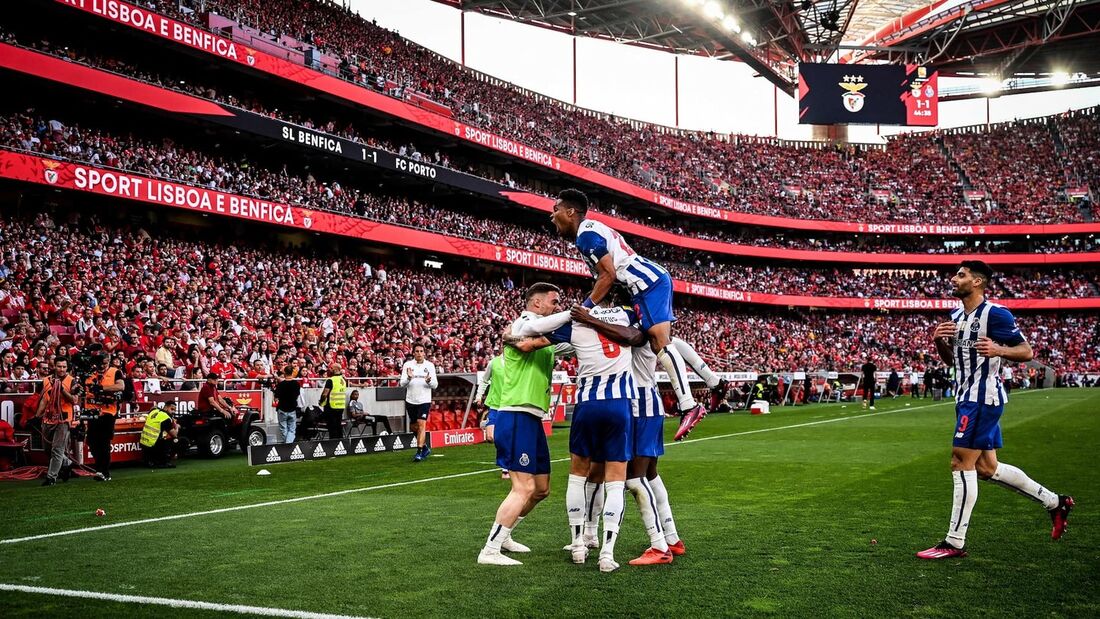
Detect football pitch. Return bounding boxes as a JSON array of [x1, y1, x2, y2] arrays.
[[1, 389, 1096, 618]]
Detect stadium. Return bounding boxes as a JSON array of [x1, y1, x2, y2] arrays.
[[0, 0, 1097, 616]]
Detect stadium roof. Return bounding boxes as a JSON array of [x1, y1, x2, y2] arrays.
[[447, 0, 1100, 92]]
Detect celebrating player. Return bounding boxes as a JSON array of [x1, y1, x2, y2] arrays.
[[917, 261, 1074, 560], [509, 294, 646, 572], [477, 283, 565, 566], [550, 188, 729, 441], [573, 288, 683, 565]]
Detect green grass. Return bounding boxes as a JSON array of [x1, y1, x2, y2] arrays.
[[1, 389, 1097, 618]]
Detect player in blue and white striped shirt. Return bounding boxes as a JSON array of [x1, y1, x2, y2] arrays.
[[550, 189, 731, 443], [576, 294, 685, 566], [510, 296, 646, 573], [917, 261, 1074, 560]]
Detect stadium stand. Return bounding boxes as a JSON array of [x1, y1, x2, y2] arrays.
[[112, 0, 1100, 225]]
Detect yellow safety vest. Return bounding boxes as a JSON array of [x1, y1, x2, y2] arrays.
[[140, 409, 171, 448], [328, 375, 347, 410]]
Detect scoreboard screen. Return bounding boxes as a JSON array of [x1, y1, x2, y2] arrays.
[[798, 63, 938, 126]]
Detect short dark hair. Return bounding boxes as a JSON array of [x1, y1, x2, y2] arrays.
[[413, 344, 426, 352], [557, 188, 589, 214], [525, 282, 562, 302], [205, 372, 220, 380], [283, 365, 295, 376], [960, 260, 995, 286]]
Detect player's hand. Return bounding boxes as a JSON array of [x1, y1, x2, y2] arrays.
[[569, 304, 594, 324], [406, 367, 414, 378], [976, 337, 1002, 358], [933, 321, 956, 341], [425, 373, 433, 384]]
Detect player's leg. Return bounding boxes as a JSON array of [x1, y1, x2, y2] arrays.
[[417, 404, 431, 458], [669, 337, 730, 411], [596, 399, 634, 572], [478, 412, 543, 565], [583, 463, 605, 549], [626, 395, 672, 564], [647, 456, 683, 554], [977, 449, 1074, 540], [920, 403, 984, 558], [566, 453, 592, 561]]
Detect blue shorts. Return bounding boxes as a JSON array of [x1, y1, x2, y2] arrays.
[[485, 409, 499, 427], [494, 411, 551, 475], [632, 414, 665, 458], [570, 398, 633, 463], [953, 401, 1003, 450], [632, 271, 675, 332]]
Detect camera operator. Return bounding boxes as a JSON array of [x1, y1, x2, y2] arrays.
[[36, 357, 78, 486], [84, 351, 125, 482]]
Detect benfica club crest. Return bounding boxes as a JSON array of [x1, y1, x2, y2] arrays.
[[300, 209, 314, 229], [244, 47, 256, 66], [839, 75, 867, 113], [42, 160, 61, 184], [495, 246, 503, 261]]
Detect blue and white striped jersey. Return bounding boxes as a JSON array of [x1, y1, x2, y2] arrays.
[[546, 306, 639, 403], [634, 386, 665, 418], [950, 301, 1026, 406], [575, 219, 669, 295]]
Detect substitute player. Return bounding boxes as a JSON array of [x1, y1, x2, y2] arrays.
[[550, 189, 730, 441], [477, 283, 564, 566], [917, 261, 1074, 560], [572, 289, 684, 565], [510, 296, 646, 573], [476, 353, 509, 479]]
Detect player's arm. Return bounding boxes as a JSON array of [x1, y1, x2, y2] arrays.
[[475, 364, 491, 403], [978, 307, 1033, 362], [511, 336, 553, 353], [932, 321, 956, 365], [513, 310, 571, 337], [569, 305, 645, 346], [587, 255, 617, 308]]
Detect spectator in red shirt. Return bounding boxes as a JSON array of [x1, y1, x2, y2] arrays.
[[196, 372, 234, 421]]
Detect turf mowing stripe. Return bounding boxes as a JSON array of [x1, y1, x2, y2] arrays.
[[0, 467, 502, 546], [0, 391, 1049, 546], [0, 583, 377, 619]]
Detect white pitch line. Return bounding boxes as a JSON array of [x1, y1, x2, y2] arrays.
[[0, 583, 377, 619], [1, 394, 999, 547]]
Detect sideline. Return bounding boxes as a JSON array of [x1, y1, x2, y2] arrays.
[[1, 396, 977, 546], [0, 583, 378, 619]]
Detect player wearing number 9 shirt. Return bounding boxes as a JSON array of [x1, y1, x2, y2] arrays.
[[510, 298, 646, 573], [917, 261, 1074, 560]]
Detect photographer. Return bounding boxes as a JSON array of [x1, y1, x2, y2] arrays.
[[84, 351, 125, 482], [36, 357, 78, 486]]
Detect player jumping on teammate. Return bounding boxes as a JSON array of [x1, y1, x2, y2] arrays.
[[917, 260, 1074, 560], [551, 189, 729, 441]]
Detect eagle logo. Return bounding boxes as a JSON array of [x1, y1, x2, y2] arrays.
[[300, 209, 314, 229], [839, 75, 867, 113], [43, 160, 61, 185]]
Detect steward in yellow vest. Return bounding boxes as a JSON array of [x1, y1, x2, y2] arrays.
[[141, 402, 179, 468]]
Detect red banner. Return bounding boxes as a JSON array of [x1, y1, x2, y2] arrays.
[[4, 149, 1100, 310], [50, 0, 1100, 238]]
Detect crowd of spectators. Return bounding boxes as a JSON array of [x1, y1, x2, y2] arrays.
[[118, 0, 1100, 226], [8, 33, 1100, 260], [3, 110, 1098, 303], [1, 209, 1098, 401]]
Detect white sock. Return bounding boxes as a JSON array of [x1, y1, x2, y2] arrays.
[[648, 475, 680, 545], [567, 474, 587, 544], [946, 470, 977, 548], [671, 337, 719, 389], [657, 347, 696, 411], [627, 477, 669, 552], [600, 481, 626, 559], [485, 522, 511, 552], [990, 463, 1059, 510], [508, 515, 524, 541], [584, 481, 604, 539]]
